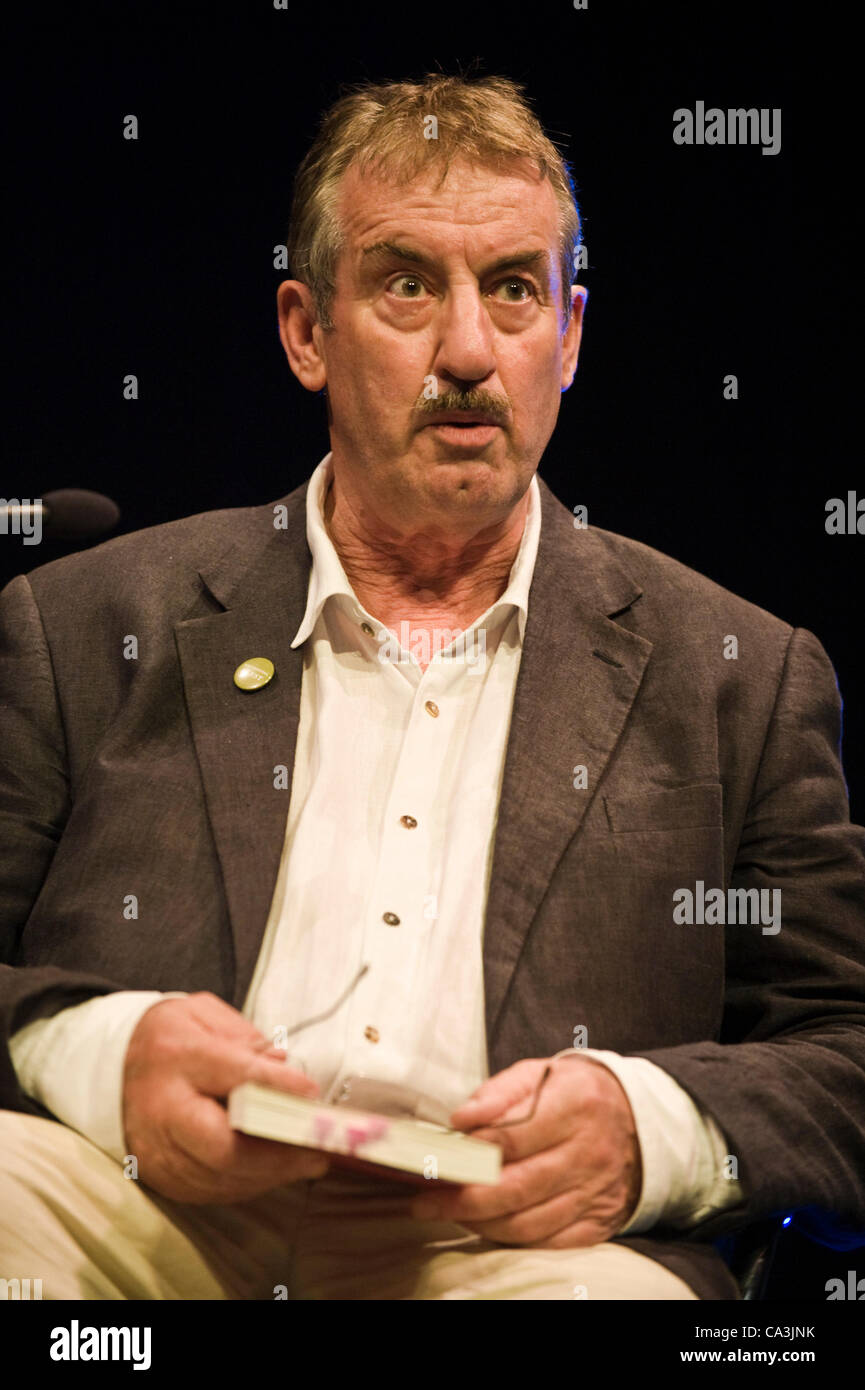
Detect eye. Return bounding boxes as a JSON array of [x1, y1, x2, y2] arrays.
[[388, 274, 429, 299], [493, 278, 534, 302]]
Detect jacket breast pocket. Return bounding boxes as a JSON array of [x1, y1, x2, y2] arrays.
[[602, 782, 723, 834]]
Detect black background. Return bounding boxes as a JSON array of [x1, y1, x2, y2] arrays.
[[2, 0, 861, 1301]]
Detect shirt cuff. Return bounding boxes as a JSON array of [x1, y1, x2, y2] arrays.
[[552, 1047, 746, 1234], [9, 990, 189, 1162]]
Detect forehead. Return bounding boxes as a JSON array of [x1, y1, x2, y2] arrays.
[[335, 157, 561, 259]]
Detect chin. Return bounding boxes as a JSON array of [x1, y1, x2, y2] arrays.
[[424, 460, 525, 510]]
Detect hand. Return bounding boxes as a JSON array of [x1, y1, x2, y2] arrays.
[[122, 992, 331, 1204], [409, 1056, 642, 1246]]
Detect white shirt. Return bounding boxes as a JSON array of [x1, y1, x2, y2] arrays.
[[10, 454, 745, 1234]]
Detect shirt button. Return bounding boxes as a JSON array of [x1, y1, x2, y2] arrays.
[[360, 622, 375, 636], [399, 815, 418, 829], [382, 911, 400, 926], [425, 700, 439, 718], [364, 1025, 380, 1043]]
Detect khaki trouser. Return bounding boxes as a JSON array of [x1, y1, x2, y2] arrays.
[[0, 1111, 698, 1301]]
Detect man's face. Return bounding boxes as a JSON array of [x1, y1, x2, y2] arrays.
[[280, 157, 585, 535]]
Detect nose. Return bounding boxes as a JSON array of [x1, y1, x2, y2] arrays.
[[431, 281, 497, 388]]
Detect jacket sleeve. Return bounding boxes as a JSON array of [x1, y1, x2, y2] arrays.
[[631, 625, 865, 1239], [0, 573, 132, 1115]]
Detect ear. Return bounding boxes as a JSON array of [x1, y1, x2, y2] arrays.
[[276, 280, 327, 392], [561, 284, 588, 392]]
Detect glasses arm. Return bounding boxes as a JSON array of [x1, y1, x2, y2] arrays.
[[279, 961, 370, 1042]]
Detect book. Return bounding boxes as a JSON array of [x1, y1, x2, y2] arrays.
[[228, 1081, 502, 1185]]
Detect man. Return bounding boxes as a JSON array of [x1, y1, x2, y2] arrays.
[[1, 74, 863, 1302]]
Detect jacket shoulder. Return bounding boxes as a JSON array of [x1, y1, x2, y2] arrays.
[[587, 523, 795, 645], [18, 487, 307, 617]]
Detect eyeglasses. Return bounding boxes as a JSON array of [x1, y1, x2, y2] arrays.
[[275, 961, 552, 1132]]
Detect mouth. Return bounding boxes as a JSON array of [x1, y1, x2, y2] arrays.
[[425, 422, 501, 448], [421, 413, 504, 448]]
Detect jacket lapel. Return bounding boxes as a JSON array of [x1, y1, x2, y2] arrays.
[[174, 486, 312, 1009], [483, 478, 653, 1047]]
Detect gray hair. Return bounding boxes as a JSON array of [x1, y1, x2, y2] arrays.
[[286, 73, 582, 331]]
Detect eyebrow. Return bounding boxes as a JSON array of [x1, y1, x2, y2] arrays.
[[359, 240, 552, 284]]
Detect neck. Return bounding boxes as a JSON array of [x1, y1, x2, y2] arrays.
[[322, 472, 530, 632]]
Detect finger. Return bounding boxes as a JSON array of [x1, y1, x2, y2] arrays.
[[159, 1124, 329, 1204], [450, 1058, 549, 1129], [412, 1139, 579, 1223], [165, 1085, 330, 1190], [184, 991, 273, 1047], [457, 1060, 627, 1164], [460, 1108, 569, 1164], [453, 1155, 631, 1248], [451, 1186, 612, 1248], [241, 1052, 321, 1098], [167, 999, 319, 1097], [181, 1033, 320, 1100], [457, 1091, 574, 1166]]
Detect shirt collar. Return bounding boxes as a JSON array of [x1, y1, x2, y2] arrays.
[[290, 452, 541, 648]]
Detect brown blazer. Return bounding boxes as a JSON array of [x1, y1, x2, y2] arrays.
[[1, 472, 864, 1300]]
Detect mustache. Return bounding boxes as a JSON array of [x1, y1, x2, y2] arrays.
[[413, 387, 511, 424]]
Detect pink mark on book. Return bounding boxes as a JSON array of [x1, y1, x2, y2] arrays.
[[344, 1117, 390, 1154]]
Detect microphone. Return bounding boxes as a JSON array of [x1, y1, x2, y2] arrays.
[[0, 490, 121, 543]]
